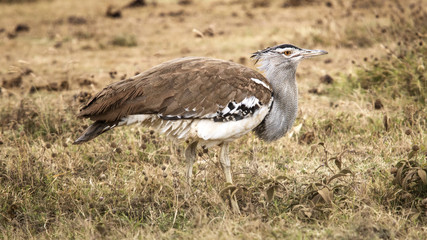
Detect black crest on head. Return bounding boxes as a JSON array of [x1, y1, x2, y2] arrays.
[[272, 44, 301, 50]]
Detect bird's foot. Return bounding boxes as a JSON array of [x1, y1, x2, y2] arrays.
[[219, 183, 241, 214]]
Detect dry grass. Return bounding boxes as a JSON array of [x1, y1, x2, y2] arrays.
[[0, 0, 426, 239]]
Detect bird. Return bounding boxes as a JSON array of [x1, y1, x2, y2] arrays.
[[74, 44, 327, 212]]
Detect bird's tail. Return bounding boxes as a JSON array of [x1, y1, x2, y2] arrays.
[[73, 121, 118, 144]]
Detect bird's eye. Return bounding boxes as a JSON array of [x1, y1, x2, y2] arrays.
[[283, 50, 292, 56]]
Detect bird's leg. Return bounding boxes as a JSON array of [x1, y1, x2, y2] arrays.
[[219, 143, 233, 183], [219, 143, 240, 214], [185, 141, 198, 186]]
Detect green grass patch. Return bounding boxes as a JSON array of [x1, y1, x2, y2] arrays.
[[330, 42, 426, 106], [110, 35, 138, 47]]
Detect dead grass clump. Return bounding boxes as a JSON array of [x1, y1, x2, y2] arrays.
[[110, 34, 137, 47], [344, 213, 393, 240], [73, 30, 94, 40], [106, 6, 122, 19], [330, 25, 427, 105], [341, 2, 427, 104], [0, 153, 63, 234], [342, 26, 374, 48], [0, 97, 77, 141], [351, 44, 426, 104], [377, 151, 427, 224], [0, 98, 39, 133], [125, 0, 146, 8], [2, 67, 32, 88], [291, 145, 356, 221], [67, 16, 87, 25], [282, 0, 318, 8], [392, 159, 427, 199], [350, 0, 384, 9], [29, 80, 69, 93], [252, 0, 270, 8], [379, 1, 427, 42], [178, 0, 192, 6]]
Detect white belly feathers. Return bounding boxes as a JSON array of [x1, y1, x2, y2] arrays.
[[118, 102, 271, 147]]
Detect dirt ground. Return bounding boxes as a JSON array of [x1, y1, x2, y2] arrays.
[[0, 0, 426, 239]]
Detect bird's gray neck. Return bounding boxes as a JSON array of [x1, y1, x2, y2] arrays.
[[255, 62, 298, 142]]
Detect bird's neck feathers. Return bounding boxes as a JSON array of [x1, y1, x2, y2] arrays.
[[254, 58, 299, 142]]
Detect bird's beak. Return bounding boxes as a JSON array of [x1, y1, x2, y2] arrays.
[[301, 49, 328, 58]]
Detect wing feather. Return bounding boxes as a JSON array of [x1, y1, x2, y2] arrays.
[[78, 57, 272, 122]]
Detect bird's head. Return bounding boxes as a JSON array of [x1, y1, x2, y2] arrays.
[[251, 44, 328, 73]]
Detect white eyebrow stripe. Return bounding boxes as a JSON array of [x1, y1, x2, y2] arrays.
[[275, 48, 293, 52]]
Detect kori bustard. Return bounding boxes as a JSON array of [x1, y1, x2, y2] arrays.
[[74, 44, 327, 211]]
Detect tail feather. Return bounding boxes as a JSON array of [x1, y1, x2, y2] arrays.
[[73, 121, 119, 144]]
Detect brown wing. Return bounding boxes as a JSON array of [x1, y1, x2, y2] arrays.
[[78, 57, 272, 122]]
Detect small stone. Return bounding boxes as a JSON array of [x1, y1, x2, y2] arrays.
[[15, 24, 30, 32], [374, 99, 383, 109], [7, 32, 17, 39], [46, 143, 52, 149], [178, 0, 192, 5], [320, 74, 334, 84], [308, 88, 319, 94], [405, 129, 412, 135], [126, 0, 146, 8], [106, 6, 122, 18], [110, 142, 117, 148], [324, 59, 332, 64], [203, 26, 215, 37], [412, 145, 419, 151], [115, 147, 122, 154]]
